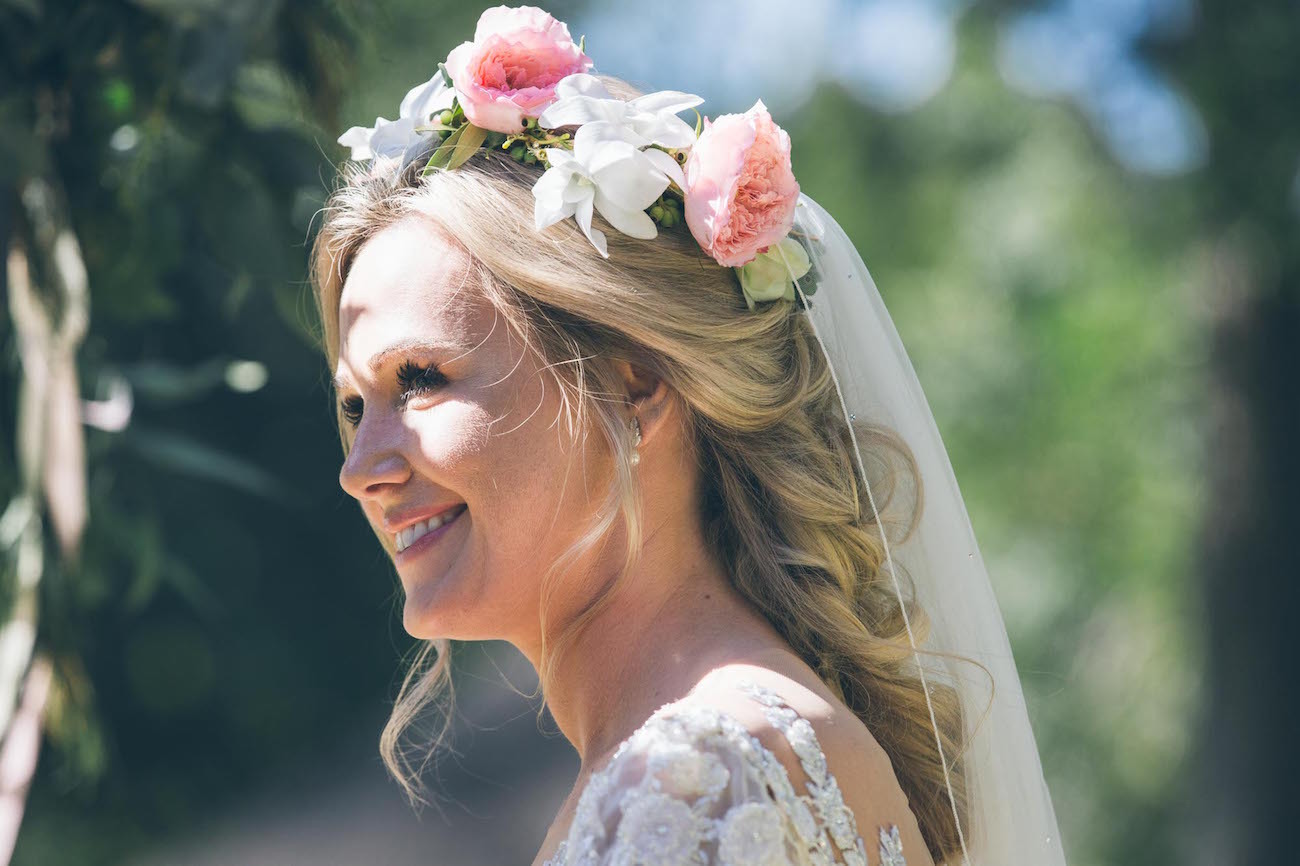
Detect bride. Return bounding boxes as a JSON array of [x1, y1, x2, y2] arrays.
[[312, 6, 1067, 865]]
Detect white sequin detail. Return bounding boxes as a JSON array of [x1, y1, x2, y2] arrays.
[[878, 825, 907, 866], [541, 681, 906, 866], [718, 802, 792, 866], [610, 792, 707, 866], [736, 680, 871, 866], [655, 742, 731, 800]]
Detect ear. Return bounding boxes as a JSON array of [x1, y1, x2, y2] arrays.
[[611, 359, 674, 445]]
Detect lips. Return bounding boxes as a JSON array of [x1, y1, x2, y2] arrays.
[[387, 502, 463, 543], [394, 504, 467, 555]]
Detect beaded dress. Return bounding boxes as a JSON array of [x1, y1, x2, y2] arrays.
[[542, 679, 909, 866]]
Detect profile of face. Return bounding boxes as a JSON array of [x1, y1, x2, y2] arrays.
[[333, 216, 613, 645]]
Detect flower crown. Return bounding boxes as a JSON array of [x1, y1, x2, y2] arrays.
[[337, 4, 815, 310]]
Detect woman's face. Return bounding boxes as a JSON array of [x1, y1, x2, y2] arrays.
[[333, 215, 608, 644]]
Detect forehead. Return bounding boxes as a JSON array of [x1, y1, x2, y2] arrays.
[[335, 216, 487, 378]]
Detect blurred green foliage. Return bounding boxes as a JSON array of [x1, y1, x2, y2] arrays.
[[790, 25, 1202, 865], [0, 1, 411, 862]]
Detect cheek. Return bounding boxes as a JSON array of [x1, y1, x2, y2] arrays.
[[406, 379, 582, 543], [409, 399, 493, 470], [406, 365, 614, 614]]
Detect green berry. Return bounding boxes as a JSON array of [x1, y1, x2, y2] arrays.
[[523, 149, 537, 164], [524, 116, 538, 129], [438, 109, 454, 125], [660, 209, 677, 227], [650, 205, 665, 221], [509, 144, 526, 161]]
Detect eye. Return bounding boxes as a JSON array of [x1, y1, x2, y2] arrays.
[[336, 359, 448, 429], [396, 359, 447, 405], [340, 395, 363, 428]]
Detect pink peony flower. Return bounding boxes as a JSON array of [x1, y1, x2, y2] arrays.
[[683, 100, 801, 268], [444, 5, 593, 134]]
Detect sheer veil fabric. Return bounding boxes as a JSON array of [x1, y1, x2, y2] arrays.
[[784, 195, 1068, 865]]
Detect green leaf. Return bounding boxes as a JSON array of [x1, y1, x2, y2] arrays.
[[122, 519, 163, 612], [119, 358, 229, 402], [444, 122, 487, 169], [424, 122, 487, 173], [123, 426, 296, 505], [423, 123, 463, 172], [160, 554, 225, 618]]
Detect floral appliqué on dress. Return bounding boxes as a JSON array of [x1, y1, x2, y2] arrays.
[[542, 680, 907, 866]]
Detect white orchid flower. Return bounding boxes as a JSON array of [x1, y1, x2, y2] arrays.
[[538, 73, 702, 151], [532, 123, 681, 258], [337, 72, 456, 161], [337, 116, 417, 160], [399, 71, 455, 124]]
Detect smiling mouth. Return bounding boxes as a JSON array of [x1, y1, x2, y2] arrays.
[[395, 505, 467, 553]]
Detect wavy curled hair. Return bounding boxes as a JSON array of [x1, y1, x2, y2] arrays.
[[309, 75, 974, 864]]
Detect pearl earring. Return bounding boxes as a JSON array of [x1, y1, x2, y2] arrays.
[[630, 416, 642, 466]]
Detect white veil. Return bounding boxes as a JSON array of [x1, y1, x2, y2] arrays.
[[786, 194, 1068, 865]]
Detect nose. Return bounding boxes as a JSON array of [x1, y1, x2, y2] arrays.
[[338, 416, 412, 501]]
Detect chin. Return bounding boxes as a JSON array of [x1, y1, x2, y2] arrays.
[[399, 576, 496, 642], [393, 516, 479, 639], [400, 572, 536, 644], [400, 576, 470, 640], [401, 605, 443, 641], [401, 600, 467, 641]]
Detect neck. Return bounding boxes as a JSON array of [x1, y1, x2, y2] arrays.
[[514, 513, 782, 765]]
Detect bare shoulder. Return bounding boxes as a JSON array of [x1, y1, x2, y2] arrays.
[[680, 661, 935, 865], [683, 661, 897, 794]]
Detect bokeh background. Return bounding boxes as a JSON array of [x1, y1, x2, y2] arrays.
[[1, 1, 1294, 864]]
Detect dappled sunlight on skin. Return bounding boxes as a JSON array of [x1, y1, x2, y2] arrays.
[[332, 215, 614, 649]]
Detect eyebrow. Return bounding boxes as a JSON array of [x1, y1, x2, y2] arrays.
[[331, 337, 458, 392]]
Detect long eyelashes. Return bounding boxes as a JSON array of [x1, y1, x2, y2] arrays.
[[396, 359, 447, 402], [341, 395, 364, 427], [339, 359, 447, 428]]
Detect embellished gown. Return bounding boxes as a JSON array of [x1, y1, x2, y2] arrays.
[[541, 679, 909, 866]]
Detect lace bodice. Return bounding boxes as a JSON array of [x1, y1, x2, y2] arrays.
[[541, 679, 908, 866]]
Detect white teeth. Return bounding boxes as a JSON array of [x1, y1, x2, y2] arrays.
[[396, 506, 464, 552]]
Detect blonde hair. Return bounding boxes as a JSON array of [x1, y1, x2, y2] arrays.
[[310, 76, 971, 863]]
